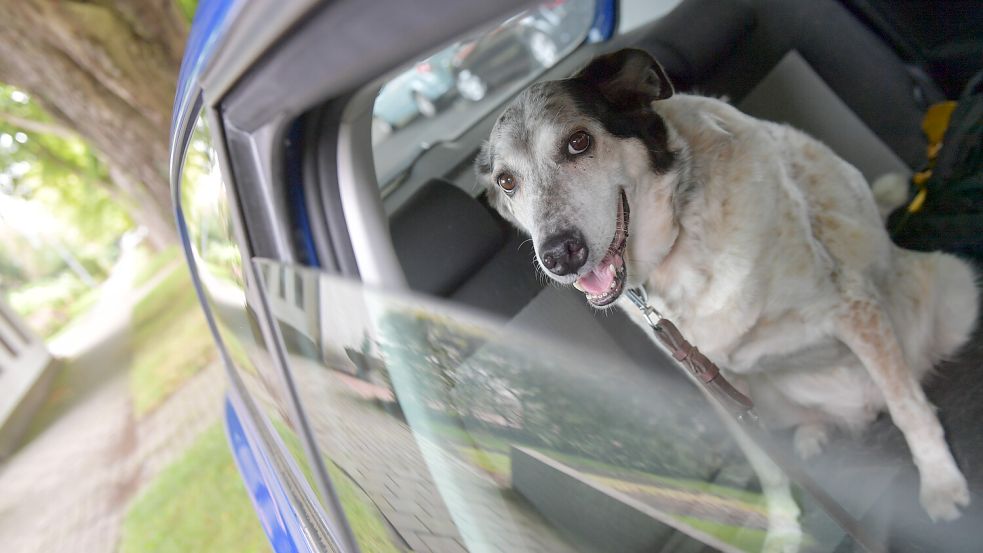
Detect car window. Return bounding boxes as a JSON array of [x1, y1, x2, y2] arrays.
[[180, 115, 244, 292], [258, 262, 858, 553], [371, 0, 596, 188], [179, 113, 339, 540]]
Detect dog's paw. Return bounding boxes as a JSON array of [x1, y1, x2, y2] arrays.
[[793, 423, 829, 460], [920, 465, 971, 522]]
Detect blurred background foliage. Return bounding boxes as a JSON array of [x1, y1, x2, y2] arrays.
[[0, 0, 200, 338], [0, 84, 132, 336]]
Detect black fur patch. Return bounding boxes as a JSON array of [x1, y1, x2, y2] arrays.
[[559, 79, 676, 173], [475, 141, 493, 175]]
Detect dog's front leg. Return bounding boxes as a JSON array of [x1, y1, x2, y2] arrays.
[[835, 296, 970, 521], [722, 413, 803, 553]]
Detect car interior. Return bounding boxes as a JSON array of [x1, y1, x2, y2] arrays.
[[266, 0, 983, 550]]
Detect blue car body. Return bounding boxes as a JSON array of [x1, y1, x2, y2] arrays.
[[172, 2, 315, 551]]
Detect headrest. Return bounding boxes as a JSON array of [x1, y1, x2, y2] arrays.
[[636, 0, 757, 90]]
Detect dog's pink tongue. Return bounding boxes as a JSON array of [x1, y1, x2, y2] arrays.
[[576, 264, 614, 295]]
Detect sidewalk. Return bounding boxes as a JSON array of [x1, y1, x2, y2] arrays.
[[0, 248, 223, 553]]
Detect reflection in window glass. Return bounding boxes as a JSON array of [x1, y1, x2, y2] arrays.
[[371, 0, 596, 186], [261, 265, 858, 553], [180, 116, 349, 544], [181, 118, 244, 291]]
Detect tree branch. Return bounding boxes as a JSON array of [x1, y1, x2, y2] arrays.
[[0, 110, 77, 140]]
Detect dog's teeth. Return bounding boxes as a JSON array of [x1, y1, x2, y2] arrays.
[[607, 264, 616, 275], [573, 281, 585, 292]]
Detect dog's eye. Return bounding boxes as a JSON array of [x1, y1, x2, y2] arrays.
[[568, 131, 591, 155], [496, 172, 516, 193]]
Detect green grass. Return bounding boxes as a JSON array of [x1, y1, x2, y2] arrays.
[[427, 421, 513, 452], [272, 421, 401, 553], [119, 424, 268, 553], [129, 263, 215, 416], [429, 423, 770, 553], [675, 515, 768, 553], [427, 421, 765, 507], [9, 271, 103, 338], [428, 422, 775, 552], [458, 446, 511, 479], [551, 453, 766, 508], [132, 244, 182, 288], [326, 463, 402, 553]]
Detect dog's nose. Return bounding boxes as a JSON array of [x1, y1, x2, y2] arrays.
[[540, 231, 588, 276]]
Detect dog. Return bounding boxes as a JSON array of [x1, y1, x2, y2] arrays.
[[475, 48, 977, 535]]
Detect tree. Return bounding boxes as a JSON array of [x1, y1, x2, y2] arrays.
[[0, 1, 192, 250]]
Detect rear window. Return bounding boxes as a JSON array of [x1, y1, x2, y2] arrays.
[[371, 0, 596, 187]]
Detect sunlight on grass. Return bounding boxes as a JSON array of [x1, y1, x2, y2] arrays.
[[427, 420, 776, 552], [428, 421, 765, 506], [129, 263, 215, 417], [675, 515, 768, 552], [458, 446, 511, 480], [132, 244, 182, 289], [10, 272, 102, 338], [119, 424, 267, 553]]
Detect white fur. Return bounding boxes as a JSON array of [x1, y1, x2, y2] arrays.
[[615, 94, 977, 522]]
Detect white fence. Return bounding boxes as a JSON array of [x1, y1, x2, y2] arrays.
[[0, 297, 53, 457]]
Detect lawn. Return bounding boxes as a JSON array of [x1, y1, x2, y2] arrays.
[[128, 260, 215, 417], [428, 420, 765, 506], [9, 271, 103, 338], [119, 424, 268, 553], [272, 420, 402, 553], [676, 515, 769, 553], [426, 420, 776, 551], [132, 244, 182, 289]]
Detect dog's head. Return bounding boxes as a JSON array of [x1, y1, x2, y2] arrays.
[[475, 48, 678, 308]]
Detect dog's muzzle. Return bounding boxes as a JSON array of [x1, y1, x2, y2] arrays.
[[573, 190, 630, 307]]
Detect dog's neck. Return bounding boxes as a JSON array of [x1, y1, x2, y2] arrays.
[[626, 171, 705, 319], [625, 111, 712, 319]]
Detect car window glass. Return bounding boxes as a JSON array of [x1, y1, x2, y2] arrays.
[[371, 0, 596, 188], [179, 114, 331, 529], [258, 262, 859, 553], [180, 117, 244, 291]]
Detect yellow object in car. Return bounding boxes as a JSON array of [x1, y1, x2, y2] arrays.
[[907, 101, 959, 213], [922, 100, 958, 149]]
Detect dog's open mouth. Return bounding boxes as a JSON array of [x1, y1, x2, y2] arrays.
[[574, 191, 629, 307]]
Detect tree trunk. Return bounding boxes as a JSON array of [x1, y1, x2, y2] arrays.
[[0, 1, 188, 249]]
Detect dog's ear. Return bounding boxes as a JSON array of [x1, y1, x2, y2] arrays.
[[573, 48, 673, 109], [474, 141, 493, 179]]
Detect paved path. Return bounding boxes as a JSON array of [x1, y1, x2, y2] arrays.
[[289, 355, 577, 553], [0, 249, 223, 553]]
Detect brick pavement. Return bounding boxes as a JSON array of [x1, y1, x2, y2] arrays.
[[0, 250, 224, 553], [0, 358, 223, 553], [291, 355, 578, 553]]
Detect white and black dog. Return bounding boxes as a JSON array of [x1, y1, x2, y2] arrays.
[[475, 48, 976, 531]]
